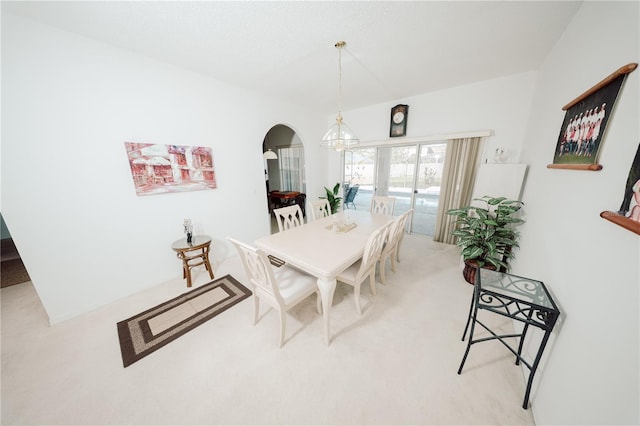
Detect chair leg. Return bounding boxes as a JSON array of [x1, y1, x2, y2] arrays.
[[253, 296, 260, 325], [390, 247, 397, 273], [316, 292, 322, 314], [369, 272, 377, 296], [354, 284, 362, 315], [379, 256, 387, 284], [279, 310, 286, 348]]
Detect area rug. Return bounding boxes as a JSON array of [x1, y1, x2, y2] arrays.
[[1, 258, 31, 288], [117, 274, 251, 367]]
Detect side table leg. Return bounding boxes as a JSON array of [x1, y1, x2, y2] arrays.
[[458, 307, 478, 374], [204, 253, 214, 279], [516, 321, 531, 366], [185, 263, 193, 287], [522, 329, 553, 409], [461, 288, 475, 341]]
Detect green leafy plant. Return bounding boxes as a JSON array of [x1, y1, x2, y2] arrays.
[[324, 183, 342, 214], [447, 196, 525, 271]]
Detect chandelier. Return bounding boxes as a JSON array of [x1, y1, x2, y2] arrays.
[[321, 41, 359, 151]]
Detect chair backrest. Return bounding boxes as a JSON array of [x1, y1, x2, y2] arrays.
[[370, 196, 395, 216], [273, 205, 304, 232], [345, 185, 359, 207], [308, 199, 331, 221], [397, 209, 413, 234], [354, 221, 392, 282], [228, 238, 283, 306], [383, 209, 413, 255], [383, 216, 404, 255]]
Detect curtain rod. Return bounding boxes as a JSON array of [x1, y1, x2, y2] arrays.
[[357, 129, 492, 147]]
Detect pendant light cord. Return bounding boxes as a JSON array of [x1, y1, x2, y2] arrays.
[[336, 41, 345, 121]]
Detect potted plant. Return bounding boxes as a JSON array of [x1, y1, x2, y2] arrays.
[[447, 196, 525, 284], [324, 183, 342, 214]]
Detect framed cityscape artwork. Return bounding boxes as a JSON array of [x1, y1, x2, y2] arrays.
[[124, 142, 216, 196]]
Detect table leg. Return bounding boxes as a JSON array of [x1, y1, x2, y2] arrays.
[[461, 287, 476, 341], [317, 277, 337, 346], [184, 263, 193, 287], [204, 253, 214, 280]]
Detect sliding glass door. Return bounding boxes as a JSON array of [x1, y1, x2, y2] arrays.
[[344, 148, 376, 210], [375, 145, 416, 224], [412, 143, 446, 235], [344, 142, 446, 236]]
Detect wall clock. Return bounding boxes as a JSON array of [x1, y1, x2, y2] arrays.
[[390, 104, 408, 137]]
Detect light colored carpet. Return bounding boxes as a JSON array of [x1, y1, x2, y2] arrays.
[[0, 234, 536, 425]]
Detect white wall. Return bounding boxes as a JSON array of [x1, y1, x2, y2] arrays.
[[514, 2, 639, 424], [336, 2, 639, 423], [1, 13, 327, 323], [341, 71, 538, 164]]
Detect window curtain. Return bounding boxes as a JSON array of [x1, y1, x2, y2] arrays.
[[433, 137, 483, 244], [278, 146, 304, 192]]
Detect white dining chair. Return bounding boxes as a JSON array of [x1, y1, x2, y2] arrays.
[[228, 238, 321, 348], [273, 205, 304, 232], [308, 199, 331, 222], [336, 220, 393, 315], [395, 209, 413, 264], [379, 209, 413, 284], [370, 196, 396, 216]]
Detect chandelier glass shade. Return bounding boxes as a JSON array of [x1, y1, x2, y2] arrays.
[[321, 114, 360, 152], [321, 41, 359, 151]]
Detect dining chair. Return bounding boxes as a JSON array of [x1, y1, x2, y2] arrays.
[[344, 184, 359, 209], [273, 205, 304, 232], [228, 238, 321, 348], [395, 209, 414, 264], [370, 196, 396, 216], [379, 209, 413, 284], [336, 220, 393, 315], [308, 199, 331, 222]]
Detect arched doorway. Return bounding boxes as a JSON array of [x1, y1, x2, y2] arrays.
[[262, 125, 306, 233]]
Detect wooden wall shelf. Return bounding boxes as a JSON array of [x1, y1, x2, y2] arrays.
[[563, 63, 637, 111], [547, 163, 603, 171], [600, 211, 640, 235]]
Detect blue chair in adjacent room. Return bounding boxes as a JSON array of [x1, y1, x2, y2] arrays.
[[344, 184, 359, 209]]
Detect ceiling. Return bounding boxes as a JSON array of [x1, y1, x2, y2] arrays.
[[3, 1, 582, 114]]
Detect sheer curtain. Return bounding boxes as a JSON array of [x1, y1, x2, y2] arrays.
[[433, 137, 483, 244], [278, 146, 305, 192]]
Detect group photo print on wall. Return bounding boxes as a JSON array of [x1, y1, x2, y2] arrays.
[[553, 74, 624, 166], [600, 141, 640, 236], [618, 143, 640, 222], [551, 63, 637, 170]]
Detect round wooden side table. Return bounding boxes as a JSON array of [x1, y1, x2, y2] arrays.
[[171, 235, 214, 287]]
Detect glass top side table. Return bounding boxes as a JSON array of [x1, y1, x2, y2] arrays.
[[171, 235, 214, 287], [458, 268, 560, 409]]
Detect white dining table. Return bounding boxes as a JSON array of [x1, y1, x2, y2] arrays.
[[255, 209, 393, 345]]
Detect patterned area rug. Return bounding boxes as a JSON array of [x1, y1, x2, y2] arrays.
[[117, 274, 251, 367]]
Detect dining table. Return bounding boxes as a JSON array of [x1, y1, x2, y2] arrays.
[[255, 209, 393, 345]]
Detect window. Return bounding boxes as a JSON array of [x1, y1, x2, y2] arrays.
[[278, 146, 305, 192]]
